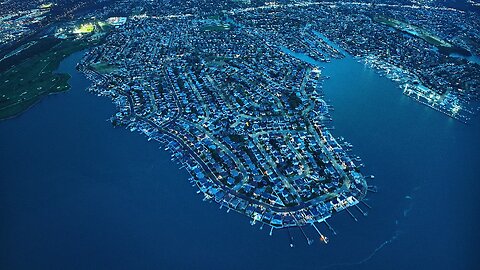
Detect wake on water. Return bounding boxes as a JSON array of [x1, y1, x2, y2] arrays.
[[321, 185, 421, 269]]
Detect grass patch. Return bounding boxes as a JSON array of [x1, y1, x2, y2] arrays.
[[0, 38, 61, 73], [375, 17, 452, 48], [201, 23, 231, 32], [90, 62, 119, 74], [39, 3, 53, 9], [73, 23, 95, 34], [0, 39, 93, 120]]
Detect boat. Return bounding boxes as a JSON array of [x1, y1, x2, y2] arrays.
[[320, 234, 329, 244]]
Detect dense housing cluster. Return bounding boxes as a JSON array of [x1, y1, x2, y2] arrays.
[[226, 1, 480, 122], [75, 0, 480, 238], [3, 0, 479, 242], [79, 14, 370, 235]]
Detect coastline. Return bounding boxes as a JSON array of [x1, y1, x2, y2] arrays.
[[0, 39, 98, 121]]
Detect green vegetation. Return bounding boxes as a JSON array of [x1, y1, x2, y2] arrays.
[[201, 23, 231, 32], [39, 3, 53, 9], [95, 21, 112, 33], [90, 62, 119, 74], [73, 23, 95, 34], [207, 15, 221, 20], [205, 56, 231, 67], [375, 17, 452, 48], [288, 93, 302, 110], [375, 17, 471, 56], [0, 38, 61, 73], [229, 134, 246, 143], [0, 39, 92, 120]]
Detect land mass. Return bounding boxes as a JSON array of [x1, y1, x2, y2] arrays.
[[78, 12, 371, 241], [375, 16, 471, 56], [0, 38, 91, 120], [0, 14, 113, 120]]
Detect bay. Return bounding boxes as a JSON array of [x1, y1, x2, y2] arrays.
[[0, 50, 479, 270]]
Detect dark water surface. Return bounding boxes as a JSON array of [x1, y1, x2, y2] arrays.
[[1, 51, 479, 270]]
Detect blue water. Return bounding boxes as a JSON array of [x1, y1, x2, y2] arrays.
[[1, 51, 479, 270]]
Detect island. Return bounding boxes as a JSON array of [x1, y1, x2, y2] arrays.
[[77, 9, 373, 244]]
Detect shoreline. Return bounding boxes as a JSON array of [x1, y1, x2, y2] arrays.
[[0, 44, 94, 121]]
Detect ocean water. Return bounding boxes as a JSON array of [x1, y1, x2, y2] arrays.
[[0, 51, 479, 270]]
